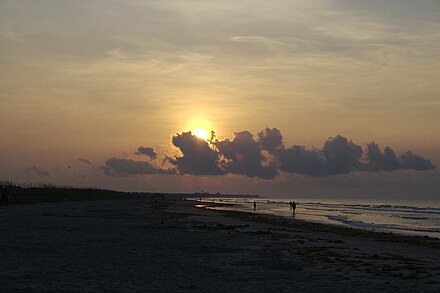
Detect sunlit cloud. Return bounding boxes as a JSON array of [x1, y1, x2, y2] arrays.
[[101, 128, 435, 179]]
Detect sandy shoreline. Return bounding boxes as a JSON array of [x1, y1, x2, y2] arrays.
[[1, 198, 439, 292], [199, 201, 440, 247]]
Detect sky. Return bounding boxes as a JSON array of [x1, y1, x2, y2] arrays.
[[1, 0, 439, 199]]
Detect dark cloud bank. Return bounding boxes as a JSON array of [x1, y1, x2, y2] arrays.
[[102, 128, 435, 179]]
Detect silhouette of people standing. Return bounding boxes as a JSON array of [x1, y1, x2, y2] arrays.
[[253, 201, 257, 211], [292, 200, 297, 216], [289, 201, 293, 210]]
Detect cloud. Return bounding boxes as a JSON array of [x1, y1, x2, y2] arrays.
[[215, 130, 278, 179], [323, 135, 363, 174], [1, 30, 24, 42], [365, 142, 399, 171], [229, 36, 287, 47], [78, 158, 92, 165], [169, 131, 223, 175], [102, 128, 435, 179], [276, 136, 363, 176], [365, 142, 435, 172], [102, 157, 175, 177], [276, 136, 435, 176], [25, 166, 50, 176], [277, 146, 329, 176], [399, 151, 435, 171], [135, 146, 157, 159], [257, 127, 283, 153]]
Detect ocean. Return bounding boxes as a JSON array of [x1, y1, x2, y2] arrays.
[[201, 197, 440, 238]]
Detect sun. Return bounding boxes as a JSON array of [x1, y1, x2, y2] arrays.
[[193, 128, 209, 140]]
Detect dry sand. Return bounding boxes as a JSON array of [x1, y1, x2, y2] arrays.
[[1, 198, 439, 292]]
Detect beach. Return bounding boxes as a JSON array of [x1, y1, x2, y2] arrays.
[[1, 198, 439, 292], [202, 197, 440, 238]]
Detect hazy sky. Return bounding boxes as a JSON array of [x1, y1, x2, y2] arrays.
[[1, 0, 439, 198]]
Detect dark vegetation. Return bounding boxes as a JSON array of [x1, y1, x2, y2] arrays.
[[0, 180, 259, 205], [0, 180, 131, 204]]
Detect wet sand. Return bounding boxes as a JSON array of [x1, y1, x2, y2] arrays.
[[1, 198, 439, 292]]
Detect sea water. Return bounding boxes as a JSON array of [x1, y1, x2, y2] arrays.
[[201, 197, 440, 238]]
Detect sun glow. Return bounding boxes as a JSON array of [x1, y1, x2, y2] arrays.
[[193, 128, 209, 140]]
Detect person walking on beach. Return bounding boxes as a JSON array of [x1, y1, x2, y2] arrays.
[[292, 200, 297, 215], [289, 201, 293, 210], [253, 201, 257, 211]]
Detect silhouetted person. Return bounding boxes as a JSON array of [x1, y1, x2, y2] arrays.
[[292, 200, 297, 215], [289, 201, 293, 210], [253, 201, 257, 211]]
